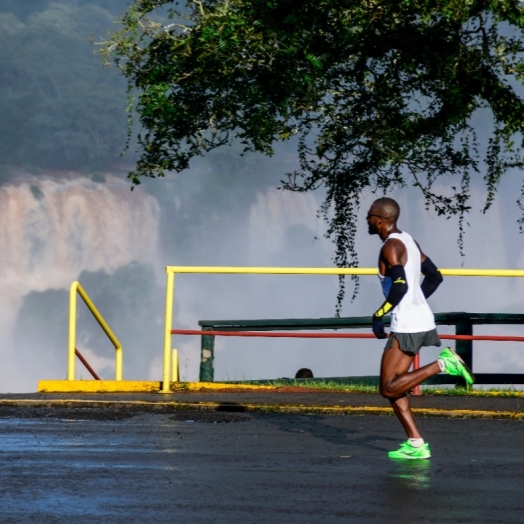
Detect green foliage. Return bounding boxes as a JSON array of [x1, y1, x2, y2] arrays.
[[0, 2, 131, 170], [101, 1, 524, 308]]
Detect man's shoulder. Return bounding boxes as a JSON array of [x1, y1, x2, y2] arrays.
[[389, 230, 412, 241], [388, 231, 419, 249], [383, 235, 407, 250]]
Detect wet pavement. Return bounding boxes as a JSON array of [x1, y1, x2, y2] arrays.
[[0, 409, 522, 522], [0, 391, 522, 522]]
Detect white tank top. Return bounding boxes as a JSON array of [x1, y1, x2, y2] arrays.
[[378, 231, 436, 333]]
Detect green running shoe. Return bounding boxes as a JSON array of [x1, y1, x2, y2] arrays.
[[388, 441, 431, 460], [438, 347, 475, 385]]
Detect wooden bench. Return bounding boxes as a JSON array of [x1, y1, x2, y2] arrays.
[[197, 312, 524, 385]]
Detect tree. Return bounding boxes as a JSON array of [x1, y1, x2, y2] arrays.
[[100, 0, 524, 308]]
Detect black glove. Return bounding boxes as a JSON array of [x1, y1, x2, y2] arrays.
[[372, 315, 387, 339]]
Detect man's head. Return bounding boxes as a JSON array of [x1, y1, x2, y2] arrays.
[[295, 368, 314, 379], [366, 197, 400, 236]]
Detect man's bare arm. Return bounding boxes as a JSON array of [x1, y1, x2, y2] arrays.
[[420, 253, 443, 299]]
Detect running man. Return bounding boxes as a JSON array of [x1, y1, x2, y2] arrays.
[[367, 197, 474, 459]]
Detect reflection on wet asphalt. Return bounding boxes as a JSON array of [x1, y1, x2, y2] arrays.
[[0, 411, 522, 522]]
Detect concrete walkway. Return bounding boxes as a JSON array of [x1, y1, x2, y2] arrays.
[[2, 389, 523, 418]]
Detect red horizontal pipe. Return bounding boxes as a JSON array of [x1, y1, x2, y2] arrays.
[[173, 329, 376, 338], [171, 329, 524, 342], [439, 335, 524, 341]]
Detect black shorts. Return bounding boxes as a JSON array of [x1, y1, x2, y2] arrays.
[[385, 329, 441, 355]]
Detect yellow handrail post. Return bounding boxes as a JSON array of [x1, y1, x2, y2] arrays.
[[161, 269, 175, 393], [68, 282, 79, 380], [68, 281, 124, 381], [115, 346, 123, 381], [172, 348, 179, 382]]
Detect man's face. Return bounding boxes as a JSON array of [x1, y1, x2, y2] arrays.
[[366, 207, 381, 235]]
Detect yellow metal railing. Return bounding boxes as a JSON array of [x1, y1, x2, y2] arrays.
[[162, 266, 524, 393], [68, 281, 123, 381], [172, 348, 179, 382]]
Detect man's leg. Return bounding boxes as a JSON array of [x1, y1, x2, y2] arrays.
[[380, 337, 440, 438]]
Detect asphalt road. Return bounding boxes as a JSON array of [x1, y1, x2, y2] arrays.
[[0, 406, 522, 523]]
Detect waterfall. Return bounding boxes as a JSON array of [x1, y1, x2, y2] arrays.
[[0, 174, 160, 334]]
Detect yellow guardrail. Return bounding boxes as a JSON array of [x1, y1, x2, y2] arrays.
[[161, 266, 524, 393], [68, 281, 123, 381]]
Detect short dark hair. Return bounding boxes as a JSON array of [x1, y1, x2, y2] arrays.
[[372, 197, 400, 220], [295, 368, 314, 378]]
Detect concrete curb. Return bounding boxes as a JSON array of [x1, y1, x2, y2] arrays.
[[37, 380, 524, 397], [0, 399, 522, 419], [37, 380, 276, 393]]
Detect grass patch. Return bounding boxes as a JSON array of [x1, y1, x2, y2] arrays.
[[234, 379, 524, 397], [268, 379, 380, 393], [421, 386, 524, 397]]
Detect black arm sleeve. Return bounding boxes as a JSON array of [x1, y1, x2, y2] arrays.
[[420, 256, 443, 299], [374, 265, 408, 317]]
